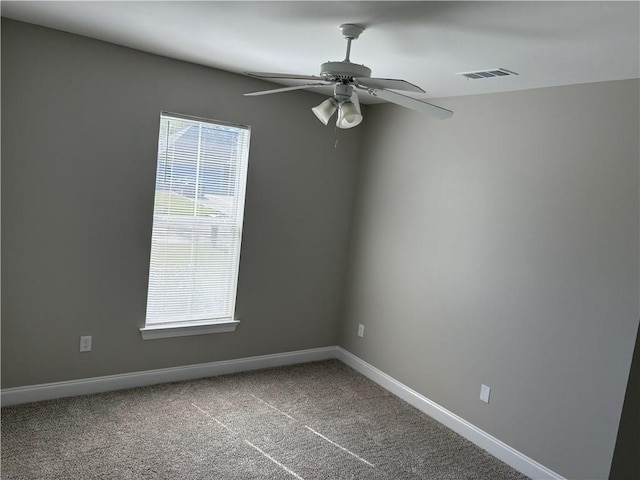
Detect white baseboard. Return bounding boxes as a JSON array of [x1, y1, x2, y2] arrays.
[[0, 346, 338, 407], [1, 345, 564, 480], [335, 347, 565, 480]]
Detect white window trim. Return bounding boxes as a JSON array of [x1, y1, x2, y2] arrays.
[[140, 319, 240, 340]]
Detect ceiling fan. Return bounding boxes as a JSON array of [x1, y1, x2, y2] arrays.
[[244, 24, 454, 129]]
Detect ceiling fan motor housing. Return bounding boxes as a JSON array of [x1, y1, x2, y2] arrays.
[[320, 61, 371, 81]]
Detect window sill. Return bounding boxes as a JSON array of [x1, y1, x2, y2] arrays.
[[140, 320, 240, 340]]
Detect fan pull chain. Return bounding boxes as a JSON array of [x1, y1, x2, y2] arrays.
[[334, 123, 340, 148]]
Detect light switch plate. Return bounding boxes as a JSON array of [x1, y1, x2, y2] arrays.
[[480, 384, 491, 403]]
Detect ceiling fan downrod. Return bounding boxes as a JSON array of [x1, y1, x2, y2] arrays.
[[340, 23, 364, 62], [344, 37, 353, 62], [340, 24, 364, 40], [320, 24, 371, 81]]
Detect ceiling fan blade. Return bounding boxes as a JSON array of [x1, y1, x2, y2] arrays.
[[244, 83, 331, 97], [246, 72, 326, 82], [354, 77, 425, 93], [361, 87, 453, 120]]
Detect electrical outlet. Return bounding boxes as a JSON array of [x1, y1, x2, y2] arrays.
[[480, 384, 491, 403], [80, 335, 92, 352], [357, 324, 365, 338]]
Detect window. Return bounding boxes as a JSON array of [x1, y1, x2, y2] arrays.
[[140, 112, 251, 339]]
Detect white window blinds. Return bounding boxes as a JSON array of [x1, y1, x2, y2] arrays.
[[144, 112, 250, 327]]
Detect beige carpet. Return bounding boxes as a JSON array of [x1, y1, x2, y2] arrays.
[[2, 360, 529, 479]]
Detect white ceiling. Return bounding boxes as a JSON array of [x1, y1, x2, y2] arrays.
[[2, 1, 639, 104]]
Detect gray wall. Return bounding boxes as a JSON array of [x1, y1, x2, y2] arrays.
[[1, 19, 362, 387], [339, 80, 639, 479]]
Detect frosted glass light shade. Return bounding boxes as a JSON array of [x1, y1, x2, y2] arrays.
[[312, 98, 339, 125], [336, 101, 363, 129]]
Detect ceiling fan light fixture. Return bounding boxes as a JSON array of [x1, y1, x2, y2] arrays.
[[312, 97, 339, 125], [336, 100, 363, 129]]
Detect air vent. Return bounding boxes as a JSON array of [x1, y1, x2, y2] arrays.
[[456, 68, 518, 80]]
